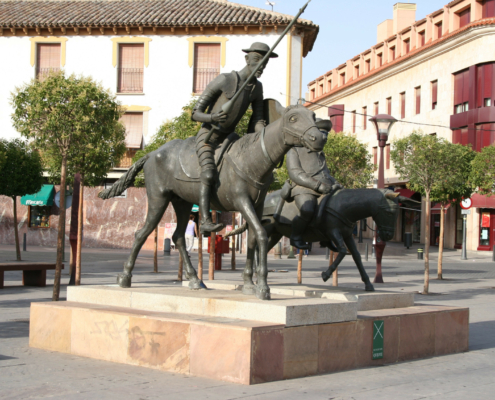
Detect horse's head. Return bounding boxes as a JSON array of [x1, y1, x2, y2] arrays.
[[373, 190, 401, 241], [281, 105, 326, 152]]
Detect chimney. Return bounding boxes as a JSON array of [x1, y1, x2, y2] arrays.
[[377, 3, 416, 43]]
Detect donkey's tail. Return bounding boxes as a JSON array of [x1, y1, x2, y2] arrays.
[[98, 154, 150, 199], [224, 222, 248, 238]]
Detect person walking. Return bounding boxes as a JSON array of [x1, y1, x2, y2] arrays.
[[185, 215, 198, 255]]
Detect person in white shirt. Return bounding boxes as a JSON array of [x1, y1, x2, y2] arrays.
[[185, 215, 198, 255]]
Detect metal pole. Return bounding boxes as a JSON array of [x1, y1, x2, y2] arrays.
[[461, 214, 468, 260], [365, 243, 369, 261], [23, 233, 26, 252]]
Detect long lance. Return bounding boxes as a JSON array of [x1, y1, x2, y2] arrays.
[[204, 0, 312, 144]]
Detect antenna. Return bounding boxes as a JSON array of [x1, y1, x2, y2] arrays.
[[266, 1, 275, 11]]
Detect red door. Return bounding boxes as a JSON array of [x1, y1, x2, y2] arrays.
[[478, 210, 495, 251]]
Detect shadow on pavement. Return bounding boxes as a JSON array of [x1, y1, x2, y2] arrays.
[[0, 320, 29, 339]]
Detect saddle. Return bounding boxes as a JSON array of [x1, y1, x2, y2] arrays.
[[174, 133, 239, 182]]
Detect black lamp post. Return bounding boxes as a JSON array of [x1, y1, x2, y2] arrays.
[[369, 114, 397, 283]]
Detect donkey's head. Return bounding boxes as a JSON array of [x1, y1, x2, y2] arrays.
[[281, 105, 326, 152]]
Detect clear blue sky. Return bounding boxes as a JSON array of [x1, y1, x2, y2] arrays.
[[233, 0, 449, 89]]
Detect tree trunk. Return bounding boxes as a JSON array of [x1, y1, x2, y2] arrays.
[[231, 212, 236, 270], [75, 175, 84, 285], [437, 203, 445, 280], [53, 154, 67, 301], [297, 249, 303, 284], [424, 191, 431, 294], [331, 251, 338, 287], [198, 212, 203, 281], [13, 196, 21, 261], [153, 227, 158, 273], [209, 211, 216, 280]]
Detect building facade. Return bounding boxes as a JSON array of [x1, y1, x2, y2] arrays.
[[0, 0, 318, 250]]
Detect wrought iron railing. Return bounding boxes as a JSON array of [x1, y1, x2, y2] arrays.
[[193, 68, 220, 94], [36, 68, 61, 81], [117, 68, 144, 93]]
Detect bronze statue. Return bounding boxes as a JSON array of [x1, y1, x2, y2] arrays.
[[285, 119, 342, 249], [192, 42, 277, 233]]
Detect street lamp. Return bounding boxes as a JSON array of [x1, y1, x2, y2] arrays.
[[369, 114, 397, 283]]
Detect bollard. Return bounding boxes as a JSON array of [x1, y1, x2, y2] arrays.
[[365, 243, 369, 261], [371, 244, 376, 259], [23, 233, 27, 252], [163, 238, 171, 256], [288, 246, 296, 259], [418, 248, 424, 260], [274, 242, 282, 259], [404, 232, 412, 249]]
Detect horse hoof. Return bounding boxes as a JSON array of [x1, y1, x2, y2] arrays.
[[117, 273, 132, 288], [255, 285, 271, 300], [189, 280, 207, 290], [242, 284, 255, 295], [365, 284, 375, 292], [321, 271, 330, 282]]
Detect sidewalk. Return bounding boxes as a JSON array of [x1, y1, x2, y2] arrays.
[[1, 244, 495, 399]]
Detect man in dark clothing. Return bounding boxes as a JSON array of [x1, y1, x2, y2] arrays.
[[191, 42, 277, 233], [286, 119, 342, 249]]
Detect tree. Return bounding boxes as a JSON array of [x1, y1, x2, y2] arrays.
[[429, 143, 475, 279], [0, 139, 43, 261], [470, 144, 495, 197], [11, 71, 125, 300], [391, 132, 461, 294]]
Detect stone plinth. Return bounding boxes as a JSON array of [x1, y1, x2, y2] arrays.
[[67, 285, 358, 327], [187, 281, 415, 311], [29, 300, 469, 385]]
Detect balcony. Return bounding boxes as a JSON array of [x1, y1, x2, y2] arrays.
[[117, 68, 144, 93], [36, 68, 60, 82], [193, 68, 220, 94]]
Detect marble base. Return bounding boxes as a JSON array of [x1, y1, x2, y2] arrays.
[[29, 301, 469, 384], [67, 285, 358, 327]]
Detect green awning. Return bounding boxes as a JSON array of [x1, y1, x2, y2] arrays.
[[21, 185, 55, 206], [191, 205, 220, 213]]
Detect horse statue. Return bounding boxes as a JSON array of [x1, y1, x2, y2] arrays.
[[226, 188, 415, 291], [98, 105, 326, 300]]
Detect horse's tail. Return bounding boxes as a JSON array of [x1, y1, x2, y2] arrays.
[[98, 154, 150, 199], [224, 222, 248, 238]]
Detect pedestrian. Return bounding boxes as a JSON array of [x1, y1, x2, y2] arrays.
[[185, 215, 198, 255]]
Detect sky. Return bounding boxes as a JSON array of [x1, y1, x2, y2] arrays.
[[232, 0, 449, 88]]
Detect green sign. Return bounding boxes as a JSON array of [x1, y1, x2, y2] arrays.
[[372, 320, 384, 360]]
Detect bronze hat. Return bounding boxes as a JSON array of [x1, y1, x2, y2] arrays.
[[242, 42, 279, 58], [315, 118, 332, 133]]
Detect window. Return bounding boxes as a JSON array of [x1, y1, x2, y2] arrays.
[[363, 106, 367, 130], [352, 111, 356, 133], [404, 39, 410, 55], [431, 80, 438, 110], [476, 63, 493, 108], [483, 0, 495, 18], [458, 8, 471, 28], [390, 46, 396, 61], [119, 112, 143, 168], [327, 80, 332, 92], [400, 92, 406, 119], [36, 43, 61, 81], [386, 144, 391, 170], [319, 83, 324, 97], [355, 65, 360, 79], [377, 53, 383, 67], [386, 97, 392, 115], [340, 73, 346, 86], [454, 69, 470, 114], [117, 44, 144, 93], [436, 22, 443, 39], [310, 88, 315, 100], [373, 147, 378, 166], [29, 206, 51, 228], [418, 31, 426, 47], [193, 43, 221, 94], [415, 86, 421, 115], [365, 59, 371, 73], [374, 102, 379, 116], [475, 123, 495, 151]]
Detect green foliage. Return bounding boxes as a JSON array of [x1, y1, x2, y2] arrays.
[[10, 70, 126, 187], [132, 97, 252, 187], [470, 145, 495, 196], [0, 138, 44, 198]]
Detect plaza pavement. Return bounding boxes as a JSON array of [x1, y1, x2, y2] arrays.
[[1, 241, 495, 399]]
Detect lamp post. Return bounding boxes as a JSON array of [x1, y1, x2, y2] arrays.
[[369, 114, 397, 283]]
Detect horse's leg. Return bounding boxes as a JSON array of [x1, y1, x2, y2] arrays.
[[237, 199, 270, 300], [118, 191, 172, 288], [172, 199, 207, 290], [321, 229, 347, 283], [255, 226, 283, 277], [344, 235, 374, 292], [242, 224, 258, 295]]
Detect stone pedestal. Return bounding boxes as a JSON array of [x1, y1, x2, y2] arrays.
[[29, 284, 469, 385]]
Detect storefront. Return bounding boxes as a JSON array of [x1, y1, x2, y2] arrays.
[[396, 189, 422, 243], [430, 203, 451, 246], [20, 185, 55, 229], [472, 194, 495, 251]]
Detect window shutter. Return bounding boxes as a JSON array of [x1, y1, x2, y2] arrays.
[[462, 69, 470, 104], [373, 147, 377, 166], [193, 43, 221, 93], [386, 144, 390, 170], [415, 87, 421, 115], [352, 111, 356, 133], [459, 8, 471, 28], [118, 44, 144, 93], [374, 102, 379, 116], [121, 113, 144, 148], [401, 93, 406, 119], [387, 98, 392, 115], [432, 81, 438, 107], [483, 0, 495, 18], [437, 23, 443, 39], [363, 107, 367, 130], [36, 44, 61, 79], [484, 63, 493, 100]]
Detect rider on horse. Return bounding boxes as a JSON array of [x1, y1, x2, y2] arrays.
[[286, 119, 343, 250], [191, 42, 277, 233]]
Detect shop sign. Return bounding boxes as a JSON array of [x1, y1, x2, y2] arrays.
[[372, 320, 384, 360], [461, 209, 471, 215], [25, 200, 44, 205], [482, 212, 491, 228]]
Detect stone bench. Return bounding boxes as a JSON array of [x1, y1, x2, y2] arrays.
[[0, 262, 63, 289]]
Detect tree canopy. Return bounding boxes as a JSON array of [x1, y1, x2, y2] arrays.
[[470, 144, 495, 197]]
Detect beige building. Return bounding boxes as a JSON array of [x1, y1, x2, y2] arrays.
[[306, 0, 495, 252]]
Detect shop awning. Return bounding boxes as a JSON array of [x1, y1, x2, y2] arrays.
[[21, 185, 55, 206], [431, 202, 451, 214], [191, 204, 221, 213], [471, 194, 495, 209], [395, 188, 417, 198]]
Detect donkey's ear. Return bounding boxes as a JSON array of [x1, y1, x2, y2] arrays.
[[398, 196, 421, 207]]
